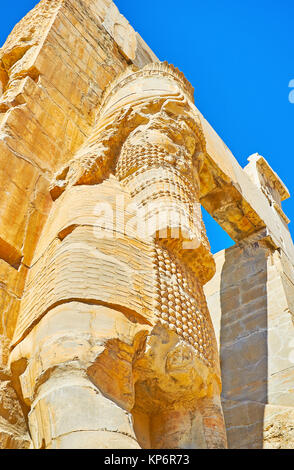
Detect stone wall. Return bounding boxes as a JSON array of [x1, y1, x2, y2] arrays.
[[0, 0, 293, 449], [205, 235, 294, 448]]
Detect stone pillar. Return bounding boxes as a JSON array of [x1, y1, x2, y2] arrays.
[[10, 63, 227, 449], [205, 154, 294, 448]]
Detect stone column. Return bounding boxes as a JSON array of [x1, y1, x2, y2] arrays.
[[204, 152, 294, 448], [10, 63, 227, 449]]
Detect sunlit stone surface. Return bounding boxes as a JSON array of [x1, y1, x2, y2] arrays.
[[0, 0, 293, 449]]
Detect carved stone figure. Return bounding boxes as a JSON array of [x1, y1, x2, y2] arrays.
[[1, 0, 293, 450], [9, 62, 227, 449]]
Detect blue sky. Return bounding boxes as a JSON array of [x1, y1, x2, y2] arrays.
[[1, 0, 293, 253]]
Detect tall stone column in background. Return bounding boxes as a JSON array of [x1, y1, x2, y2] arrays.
[[10, 63, 227, 449], [205, 154, 294, 449]]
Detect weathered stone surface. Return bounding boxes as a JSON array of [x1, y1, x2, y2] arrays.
[[205, 230, 294, 448], [0, 373, 31, 449], [8, 59, 225, 449], [0, 0, 293, 450]]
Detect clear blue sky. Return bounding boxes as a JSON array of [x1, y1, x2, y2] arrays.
[[1, 0, 293, 253]]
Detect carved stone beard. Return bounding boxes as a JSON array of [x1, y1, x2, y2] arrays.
[[8, 62, 227, 449], [113, 108, 218, 370]]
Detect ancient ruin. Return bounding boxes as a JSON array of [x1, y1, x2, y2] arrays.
[[0, 0, 293, 449]]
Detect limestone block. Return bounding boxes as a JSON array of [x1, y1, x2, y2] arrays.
[[133, 33, 159, 69], [0, 0, 63, 99], [11, 303, 148, 401], [102, 2, 158, 67], [221, 399, 265, 449], [11, 298, 225, 448], [10, 302, 148, 448], [223, 400, 294, 449], [0, 0, 131, 179], [0, 379, 31, 449], [47, 430, 140, 449], [0, 140, 49, 263], [0, 417, 31, 449], [0, 256, 27, 344], [83, 0, 113, 23], [6, 55, 226, 449], [103, 3, 137, 61]]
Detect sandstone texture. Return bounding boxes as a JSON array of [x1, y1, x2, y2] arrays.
[[0, 0, 293, 449]]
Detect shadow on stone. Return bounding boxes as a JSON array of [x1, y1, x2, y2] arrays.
[[219, 241, 268, 449]]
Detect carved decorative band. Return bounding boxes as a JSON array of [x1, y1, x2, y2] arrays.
[[100, 61, 195, 112]]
